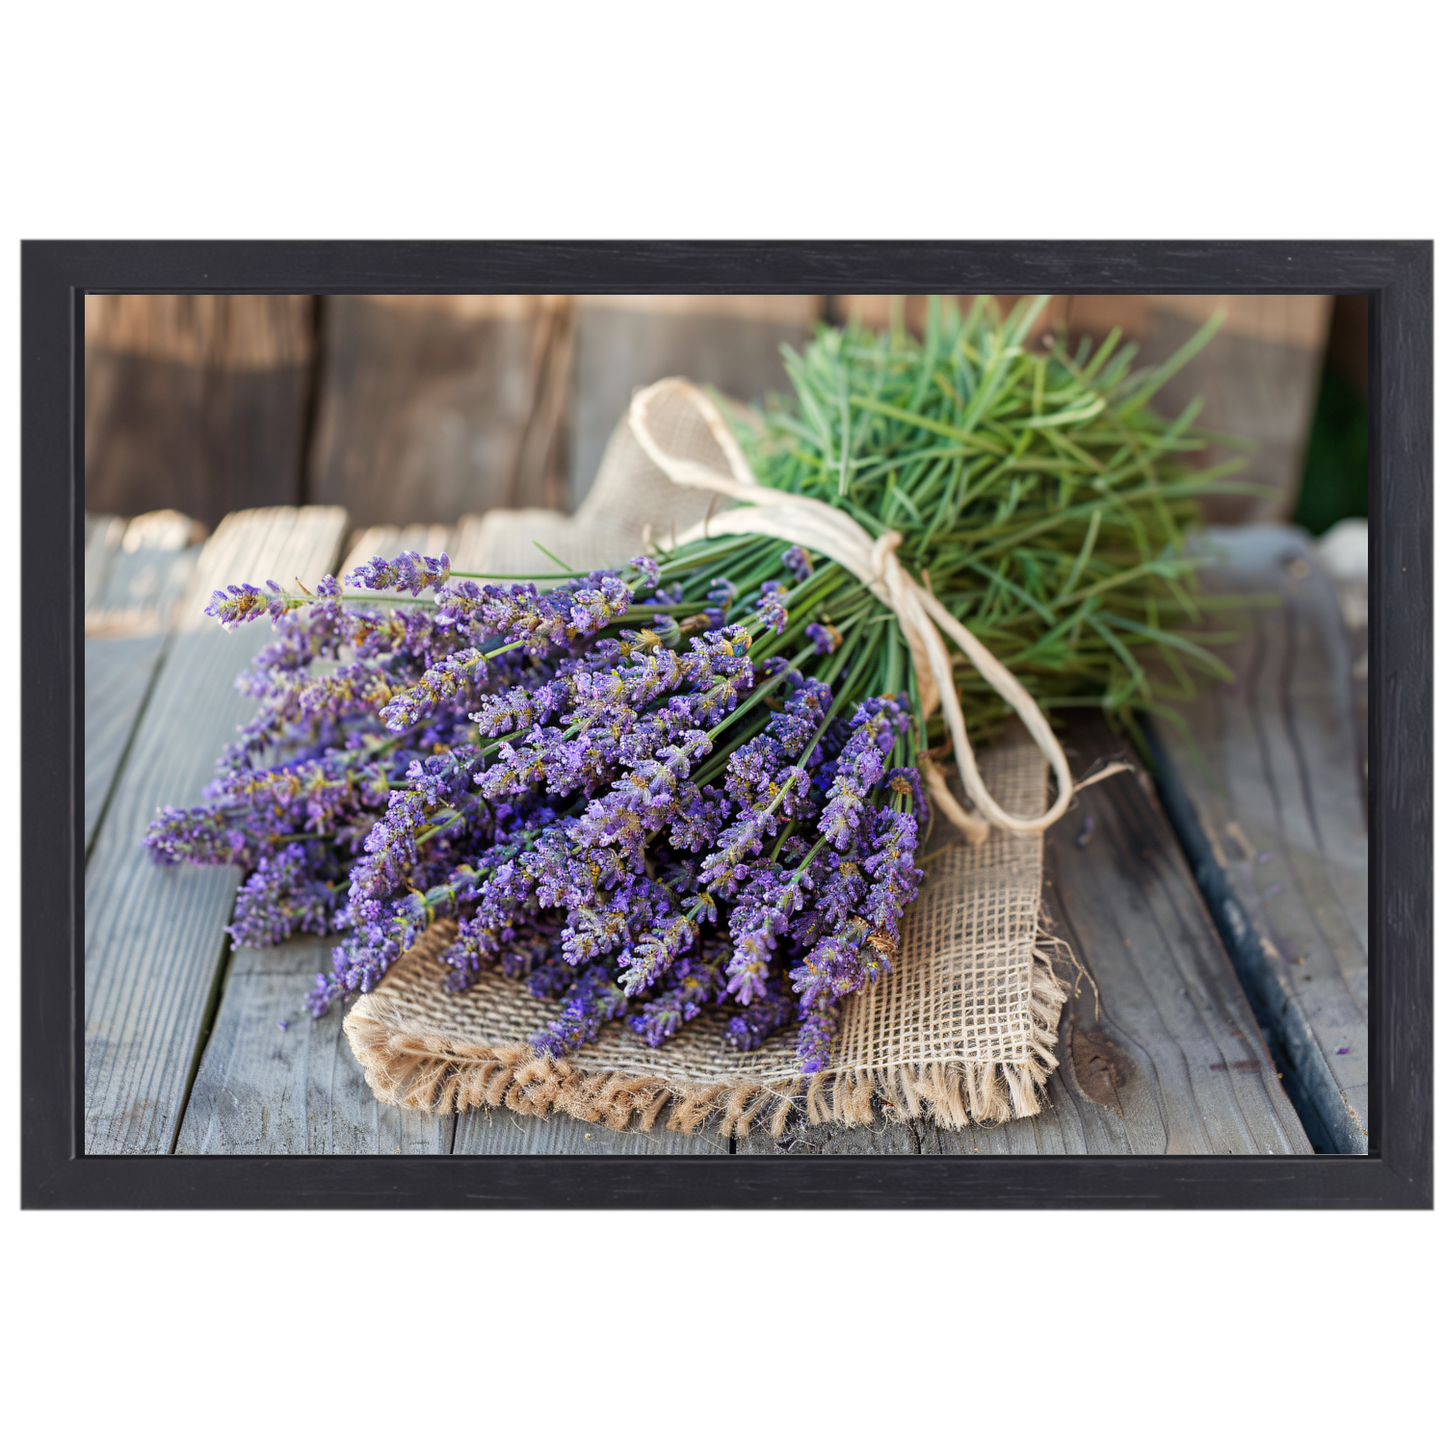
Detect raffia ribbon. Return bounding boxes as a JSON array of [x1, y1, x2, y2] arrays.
[[630, 378, 1079, 844]]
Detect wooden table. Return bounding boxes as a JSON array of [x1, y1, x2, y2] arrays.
[[86, 508, 1363, 1157]]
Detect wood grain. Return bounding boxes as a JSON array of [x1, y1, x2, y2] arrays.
[[175, 937, 454, 1155], [451, 1106, 727, 1156], [83, 513, 204, 850], [84, 296, 316, 526], [309, 295, 573, 529], [744, 716, 1312, 1156], [85, 638, 170, 853], [568, 296, 822, 509], [84, 507, 349, 1155], [1032, 727, 1311, 1156], [176, 928, 724, 1156], [84, 514, 125, 611], [1152, 525, 1368, 1153]]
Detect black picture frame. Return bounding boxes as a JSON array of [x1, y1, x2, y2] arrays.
[[25, 240, 1432, 1208]]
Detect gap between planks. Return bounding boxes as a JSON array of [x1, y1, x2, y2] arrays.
[[1150, 524, 1367, 1153]]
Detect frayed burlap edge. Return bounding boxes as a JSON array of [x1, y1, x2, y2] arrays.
[[343, 927, 1072, 1140]]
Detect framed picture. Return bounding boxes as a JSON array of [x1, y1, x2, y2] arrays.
[[24, 240, 1431, 1207]]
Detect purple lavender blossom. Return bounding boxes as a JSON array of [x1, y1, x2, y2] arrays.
[[229, 844, 336, 947], [205, 582, 273, 631], [725, 993, 795, 1050], [154, 543, 932, 1079], [805, 621, 842, 654], [628, 555, 661, 590], [797, 1000, 840, 1074], [145, 805, 253, 867], [781, 545, 814, 581], [532, 965, 629, 1055], [380, 648, 486, 730], [627, 948, 726, 1046], [347, 550, 451, 595], [755, 580, 788, 635], [819, 695, 908, 850], [435, 570, 631, 657], [706, 577, 738, 612]]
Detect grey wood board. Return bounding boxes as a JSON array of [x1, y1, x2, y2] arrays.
[[85, 636, 170, 851], [452, 1105, 729, 1156], [743, 716, 1312, 1156], [1155, 524, 1368, 1152], [176, 930, 724, 1155], [84, 514, 126, 610], [87, 534, 202, 628], [84, 538, 204, 849], [1042, 717, 1311, 1155], [568, 304, 818, 510], [175, 937, 455, 1155], [84, 507, 349, 1154]]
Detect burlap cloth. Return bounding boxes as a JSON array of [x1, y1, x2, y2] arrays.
[[343, 392, 1069, 1137]]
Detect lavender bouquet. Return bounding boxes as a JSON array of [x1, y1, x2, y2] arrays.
[[146, 297, 1240, 1075]]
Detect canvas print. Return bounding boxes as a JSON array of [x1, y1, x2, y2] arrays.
[[83, 291, 1367, 1158]]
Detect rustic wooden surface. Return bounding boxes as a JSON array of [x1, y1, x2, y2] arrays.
[[740, 713, 1312, 1157], [1151, 525, 1368, 1153], [164, 688, 1309, 1155], [175, 937, 455, 1156], [309, 295, 573, 529], [83, 512, 203, 850], [84, 506, 349, 1154], [87, 292, 1334, 532], [84, 295, 316, 526], [568, 295, 822, 509], [84, 506, 1323, 1157]]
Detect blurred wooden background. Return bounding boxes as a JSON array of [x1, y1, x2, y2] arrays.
[[85, 291, 1365, 538]]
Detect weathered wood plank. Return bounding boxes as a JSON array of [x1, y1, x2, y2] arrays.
[[737, 1116, 922, 1156], [84, 506, 349, 1154], [84, 513, 126, 611], [309, 295, 573, 529], [1152, 524, 1368, 1153], [1038, 717, 1312, 1155], [742, 716, 1311, 1156], [568, 296, 821, 508], [84, 513, 205, 849], [175, 937, 454, 1155], [452, 1104, 727, 1156], [85, 638, 169, 852], [84, 296, 317, 526]]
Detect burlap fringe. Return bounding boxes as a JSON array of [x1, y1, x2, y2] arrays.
[[343, 937, 1071, 1138]]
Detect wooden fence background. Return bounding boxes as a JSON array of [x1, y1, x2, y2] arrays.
[[85, 291, 1355, 535]]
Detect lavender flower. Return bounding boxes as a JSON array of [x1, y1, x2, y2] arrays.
[[628, 555, 661, 590], [205, 582, 275, 631], [797, 1000, 839, 1074], [805, 621, 842, 654], [379, 648, 486, 730], [755, 580, 788, 635], [781, 545, 814, 581], [347, 550, 451, 595], [532, 965, 629, 1055], [154, 545, 932, 1080], [229, 844, 336, 947], [725, 993, 795, 1051]]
